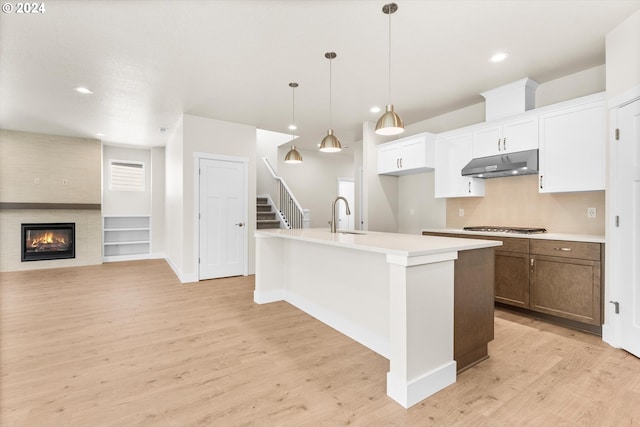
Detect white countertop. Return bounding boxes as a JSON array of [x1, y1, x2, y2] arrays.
[[422, 228, 605, 244], [255, 228, 502, 257]]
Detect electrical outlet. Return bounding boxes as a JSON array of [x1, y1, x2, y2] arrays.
[[587, 207, 597, 219], [458, 208, 465, 217]]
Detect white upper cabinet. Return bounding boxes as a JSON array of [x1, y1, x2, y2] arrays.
[[434, 131, 485, 198], [377, 132, 436, 176], [472, 115, 539, 158], [538, 94, 606, 193]]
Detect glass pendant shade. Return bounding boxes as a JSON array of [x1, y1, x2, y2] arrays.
[[319, 129, 342, 153], [375, 104, 405, 136], [284, 145, 303, 164]]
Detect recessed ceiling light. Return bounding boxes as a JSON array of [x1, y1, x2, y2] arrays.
[[489, 52, 508, 63], [370, 106, 381, 113], [96, 133, 104, 137], [288, 124, 297, 130], [75, 86, 93, 94]]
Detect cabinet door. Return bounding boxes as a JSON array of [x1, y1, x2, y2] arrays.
[[502, 116, 538, 153], [530, 255, 601, 325], [400, 138, 428, 170], [377, 144, 401, 174], [472, 125, 502, 158], [495, 251, 530, 308], [435, 132, 484, 198], [472, 116, 538, 158], [539, 99, 606, 193]]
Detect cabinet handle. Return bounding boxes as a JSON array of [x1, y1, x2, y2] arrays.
[[497, 138, 501, 151], [468, 181, 471, 193], [530, 258, 534, 267], [553, 247, 572, 252], [503, 137, 507, 151], [539, 175, 543, 189], [396, 158, 399, 168], [530, 258, 535, 272], [400, 158, 403, 168]]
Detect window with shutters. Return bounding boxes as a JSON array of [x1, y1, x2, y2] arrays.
[[109, 160, 145, 191]]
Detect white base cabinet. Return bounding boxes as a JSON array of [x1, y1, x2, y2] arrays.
[[377, 132, 435, 176], [538, 94, 606, 193], [435, 131, 485, 198], [103, 216, 151, 261]]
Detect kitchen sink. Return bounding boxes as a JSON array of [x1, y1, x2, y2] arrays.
[[339, 231, 367, 235]]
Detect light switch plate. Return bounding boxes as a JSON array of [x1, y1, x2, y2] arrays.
[[458, 208, 464, 217], [587, 207, 597, 219]]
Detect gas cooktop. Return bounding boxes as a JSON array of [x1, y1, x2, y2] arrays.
[[463, 226, 547, 234]]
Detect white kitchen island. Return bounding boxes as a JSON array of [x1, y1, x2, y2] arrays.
[[254, 228, 501, 408]]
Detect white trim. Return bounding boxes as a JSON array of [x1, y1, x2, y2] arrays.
[[386, 362, 457, 408], [164, 255, 198, 284], [607, 84, 640, 109], [194, 154, 249, 281], [193, 151, 249, 164], [253, 289, 285, 304]]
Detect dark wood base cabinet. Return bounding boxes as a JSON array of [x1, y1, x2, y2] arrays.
[[423, 232, 604, 332]]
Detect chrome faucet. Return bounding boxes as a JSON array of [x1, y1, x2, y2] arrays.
[[330, 196, 351, 233]]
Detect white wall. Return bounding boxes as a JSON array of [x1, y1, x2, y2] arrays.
[[151, 147, 165, 256], [102, 145, 152, 216], [181, 114, 257, 281], [277, 146, 355, 228], [362, 122, 399, 232], [164, 116, 184, 277], [256, 129, 292, 198], [606, 9, 640, 102]]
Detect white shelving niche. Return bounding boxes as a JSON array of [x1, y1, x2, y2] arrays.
[[103, 215, 151, 262]]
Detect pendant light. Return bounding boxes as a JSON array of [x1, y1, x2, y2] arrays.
[[319, 52, 342, 153], [284, 82, 303, 164], [375, 2, 405, 136]]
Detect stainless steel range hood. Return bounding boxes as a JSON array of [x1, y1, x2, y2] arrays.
[[461, 149, 538, 179]]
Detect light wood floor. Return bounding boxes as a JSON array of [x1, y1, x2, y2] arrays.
[[1, 259, 639, 427]]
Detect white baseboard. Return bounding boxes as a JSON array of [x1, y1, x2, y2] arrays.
[[254, 289, 285, 304], [386, 361, 457, 408], [164, 255, 198, 284]]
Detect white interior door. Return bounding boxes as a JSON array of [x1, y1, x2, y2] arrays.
[[337, 178, 355, 231], [616, 99, 640, 357], [199, 158, 247, 280]]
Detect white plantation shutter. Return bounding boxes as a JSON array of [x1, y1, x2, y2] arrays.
[[110, 161, 145, 191]]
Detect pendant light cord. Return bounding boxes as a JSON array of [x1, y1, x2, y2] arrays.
[[329, 56, 333, 128], [387, 6, 392, 105], [291, 85, 295, 140]]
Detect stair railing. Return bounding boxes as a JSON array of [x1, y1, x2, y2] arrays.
[[262, 157, 309, 229]]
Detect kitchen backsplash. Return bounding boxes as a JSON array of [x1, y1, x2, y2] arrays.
[[446, 174, 605, 235]]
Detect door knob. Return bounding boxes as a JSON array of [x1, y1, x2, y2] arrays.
[[236, 222, 245, 227]]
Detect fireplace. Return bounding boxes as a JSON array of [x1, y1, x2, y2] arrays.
[[21, 223, 75, 262]]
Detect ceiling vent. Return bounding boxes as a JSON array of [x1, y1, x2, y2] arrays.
[[481, 77, 539, 122]]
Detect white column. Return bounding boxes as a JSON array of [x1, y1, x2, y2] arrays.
[[385, 252, 458, 408], [254, 234, 285, 303]]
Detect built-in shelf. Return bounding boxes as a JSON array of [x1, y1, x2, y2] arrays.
[[103, 216, 150, 262]]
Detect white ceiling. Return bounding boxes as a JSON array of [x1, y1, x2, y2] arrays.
[[1, 0, 639, 150]]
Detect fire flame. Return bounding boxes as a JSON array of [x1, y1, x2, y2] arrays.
[[30, 232, 66, 247]]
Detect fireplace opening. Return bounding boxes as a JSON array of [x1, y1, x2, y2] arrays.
[[21, 223, 75, 262]]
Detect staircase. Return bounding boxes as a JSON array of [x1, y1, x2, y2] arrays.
[[256, 197, 281, 229]]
